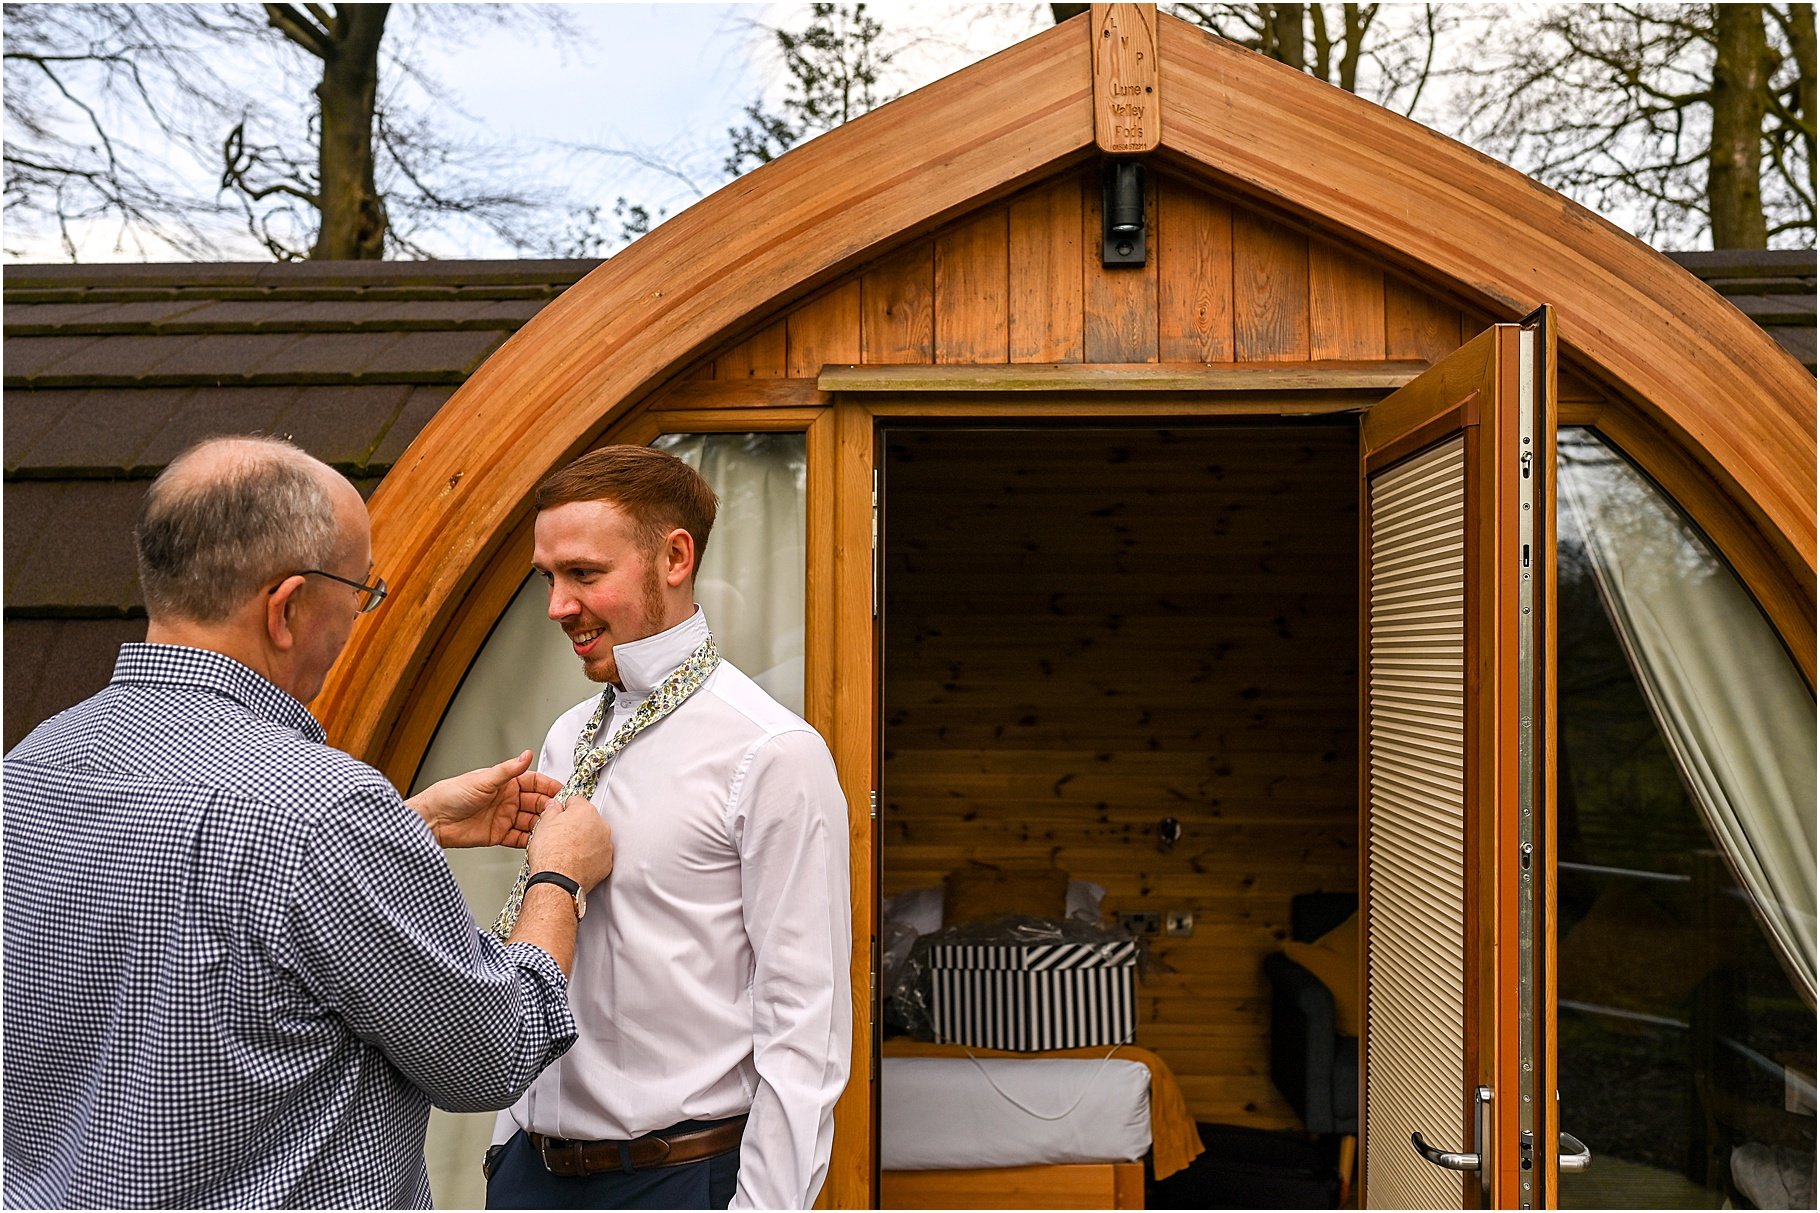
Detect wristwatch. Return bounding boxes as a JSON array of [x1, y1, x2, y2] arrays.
[[524, 870, 587, 920]]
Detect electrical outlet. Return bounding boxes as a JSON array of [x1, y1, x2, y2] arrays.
[[1165, 909, 1195, 937], [1117, 911, 1161, 936]]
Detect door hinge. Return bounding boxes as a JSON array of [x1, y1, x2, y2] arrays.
[[869, 790, 879, 820]]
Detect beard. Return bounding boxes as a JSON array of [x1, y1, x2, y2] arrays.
[[584, 561, 672, 686]]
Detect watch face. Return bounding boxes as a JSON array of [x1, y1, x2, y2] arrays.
[[573, 885, 588, 920]]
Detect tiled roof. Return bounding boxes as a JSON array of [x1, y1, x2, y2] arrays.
[[4, 252, 1811, 748], [4, 260, 599, 746], [1667, 250, 1817, 370]]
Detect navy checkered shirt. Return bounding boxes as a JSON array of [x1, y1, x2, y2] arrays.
[[2, 644, 578, 1208]]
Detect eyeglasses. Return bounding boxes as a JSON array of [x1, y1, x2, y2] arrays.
[[276, 569, 390, 614]]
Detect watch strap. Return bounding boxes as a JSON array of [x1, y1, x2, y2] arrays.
[[520, 870, 582, 907], [524, 870, 581, 900]]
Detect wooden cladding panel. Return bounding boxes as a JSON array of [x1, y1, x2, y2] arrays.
[[882, 426, 1358, 1127], [1084, 173, 1160, 362], [1157, 185, 1235, 362], [1232, 210, 1312, 361], [1009, 179, 1085, 363], [935, 208, 1010, 364], [698, 172, 1475, 396], [714, 318, 787, 378], [1385, 276, 1463, 362], [786, 282, 862, 377], [1310, 239, 1387, 360], [862, 242, 935, 365]]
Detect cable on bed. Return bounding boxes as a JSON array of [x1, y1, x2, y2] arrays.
[[954, 1042, 1131, 1121]]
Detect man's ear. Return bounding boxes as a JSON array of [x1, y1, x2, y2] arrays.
[[662, 528, 696, 587], [265, 575, 305, 652]]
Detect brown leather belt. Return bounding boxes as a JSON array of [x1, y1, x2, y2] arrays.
[[530, 1116, 747, 1177]]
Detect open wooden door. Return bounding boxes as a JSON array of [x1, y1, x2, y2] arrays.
[[1359, 312, 1577, 1208]]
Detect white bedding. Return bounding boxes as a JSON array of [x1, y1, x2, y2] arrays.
[[880, 1056, 1152, 1171]]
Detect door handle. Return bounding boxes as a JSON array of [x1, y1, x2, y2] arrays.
[[1409, 1132, 1479, 1171], [1411, 1086, 1493, 1201], [1558, 1131, 1592, 1173]]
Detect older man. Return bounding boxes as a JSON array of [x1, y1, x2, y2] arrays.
[[2, 435, 614, 1209]]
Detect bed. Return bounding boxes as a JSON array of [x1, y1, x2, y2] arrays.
[[877, 878, 1203, 1208], [879, 1040, 1203, 1209]]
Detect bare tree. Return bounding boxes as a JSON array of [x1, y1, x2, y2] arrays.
[[5, 4, 247, 258], [4, 2, 581, 260], [1161, 3, 1452, 112], [1460, 3, 1815, 249], [237, 4, 391, 259]]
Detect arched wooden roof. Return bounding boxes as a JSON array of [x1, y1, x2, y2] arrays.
[[318, 11, 1815, 756]]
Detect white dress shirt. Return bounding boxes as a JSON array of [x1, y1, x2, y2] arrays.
[[493, 609, 852, 1209]]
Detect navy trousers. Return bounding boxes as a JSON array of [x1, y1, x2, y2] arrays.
[[484, 1128, 740, 1210]]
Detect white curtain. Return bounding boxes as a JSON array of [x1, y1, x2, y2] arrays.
[[1558, 429, 1816, 1004], [411, 431, 806, 1208], [653, 431, 807, 712]]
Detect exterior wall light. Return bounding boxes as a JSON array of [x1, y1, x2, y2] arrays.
[[1102, 160, 1146, 267]]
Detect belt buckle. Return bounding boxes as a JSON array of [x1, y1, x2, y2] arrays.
[[538, 1136, 582, 1176]]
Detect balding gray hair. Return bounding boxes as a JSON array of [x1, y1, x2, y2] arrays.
[[135, 436, 344, 623]]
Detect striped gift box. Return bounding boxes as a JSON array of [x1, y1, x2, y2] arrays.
[[927, 939, 1138, 1051]]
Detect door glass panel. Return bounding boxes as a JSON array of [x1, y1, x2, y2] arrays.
[[1555, 428, 1816, 1209]]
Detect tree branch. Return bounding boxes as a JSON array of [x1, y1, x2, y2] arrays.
[[263, 4, 332, 60]]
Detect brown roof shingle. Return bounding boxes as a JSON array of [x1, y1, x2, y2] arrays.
[[3, 259, 599, 746]]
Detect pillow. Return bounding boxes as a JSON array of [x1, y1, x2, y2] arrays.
[[1281, 910, 1361, 1038], [943, 866, 1070, 926]]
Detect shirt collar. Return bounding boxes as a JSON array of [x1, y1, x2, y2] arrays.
[[110, 642, 326, 743], [610, 608, 711, 698]]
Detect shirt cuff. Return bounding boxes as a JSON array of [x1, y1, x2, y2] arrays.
[[500, 939, 577, 1043]]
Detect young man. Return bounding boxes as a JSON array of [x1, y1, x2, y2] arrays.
[[3, 436, 615, 1208], [485, 445, 852, 1210]]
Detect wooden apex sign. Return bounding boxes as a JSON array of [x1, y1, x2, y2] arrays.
[[1092, 3, 1159, 154]]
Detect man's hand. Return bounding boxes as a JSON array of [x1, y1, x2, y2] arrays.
[[407, 750, 562, 849], [526, 794, 614, 892]]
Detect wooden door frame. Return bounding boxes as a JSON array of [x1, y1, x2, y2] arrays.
[[836, 393, 1368, 1203]]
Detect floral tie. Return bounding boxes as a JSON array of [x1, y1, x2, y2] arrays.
[[491, 636, 721, 940]]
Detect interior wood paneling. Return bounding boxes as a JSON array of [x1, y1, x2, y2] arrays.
[[881, 426, 1359, 1128]]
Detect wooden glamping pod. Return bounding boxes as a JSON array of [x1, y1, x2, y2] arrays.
[[319, 6, 1816, 1209]]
